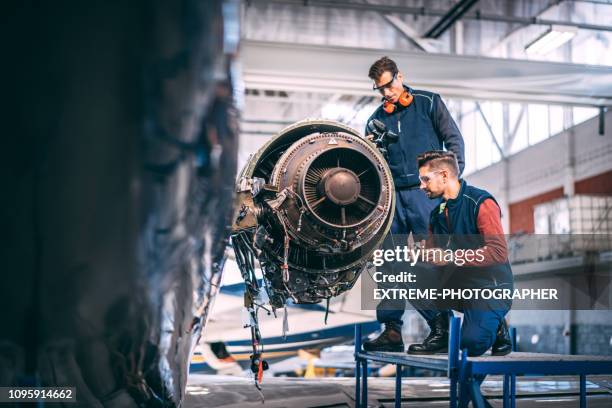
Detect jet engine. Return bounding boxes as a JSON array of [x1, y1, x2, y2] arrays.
[[232, 120, 395, 309]]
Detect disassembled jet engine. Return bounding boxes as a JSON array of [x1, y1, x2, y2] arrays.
[[230, 119, 395, 384]]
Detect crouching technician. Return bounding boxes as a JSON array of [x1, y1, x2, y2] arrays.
[[409, 150, 514, 357]]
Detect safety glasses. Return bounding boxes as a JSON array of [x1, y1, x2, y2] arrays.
[[418, 170, 442, 184], [372, 72, 397, 92]]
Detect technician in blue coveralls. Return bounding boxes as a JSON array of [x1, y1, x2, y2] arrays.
[[362, 56, 465, 352]]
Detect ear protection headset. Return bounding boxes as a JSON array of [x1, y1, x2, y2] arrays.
[[382, 90, 413, 114]]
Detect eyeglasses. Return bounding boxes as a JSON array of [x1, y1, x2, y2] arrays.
[[418, 170, 442, 184], [373, 72, 397, 92]]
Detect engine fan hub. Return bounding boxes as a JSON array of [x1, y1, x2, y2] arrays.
[[320, 168, 361, 206]]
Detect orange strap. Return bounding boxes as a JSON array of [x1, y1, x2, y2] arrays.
[[257, 359, 264, 383]]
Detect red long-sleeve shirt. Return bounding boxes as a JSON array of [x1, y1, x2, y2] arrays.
[[462, 198, 508, 266]]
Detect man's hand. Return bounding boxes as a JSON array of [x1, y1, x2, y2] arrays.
[[366, 134, 374, 141]]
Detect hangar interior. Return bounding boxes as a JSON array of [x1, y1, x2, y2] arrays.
[[234, 0, 612, 351], [190, 0, 612, 406], [5, 1, 612, 407]]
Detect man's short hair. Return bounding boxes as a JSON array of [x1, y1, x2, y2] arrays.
[[417, 150, 460, 177], [368, 56, 398, 80]]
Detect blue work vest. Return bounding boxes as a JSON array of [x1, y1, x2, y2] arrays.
[[429, 180, 513, 287]]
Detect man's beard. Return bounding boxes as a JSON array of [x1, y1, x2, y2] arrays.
[[424, 189, 442, 199]]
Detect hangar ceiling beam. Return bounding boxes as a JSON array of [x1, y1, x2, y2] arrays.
[[575, 0, 612, 4], [486, 1, 563, 55], [423, 0, 479, 39], [378, 13, 435, 52], [361, 0, 438, 52], [247, 0, 612, 32], [242, 40, 612, 107]]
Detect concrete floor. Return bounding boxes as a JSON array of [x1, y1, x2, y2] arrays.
[[185, 374, 612, 407]]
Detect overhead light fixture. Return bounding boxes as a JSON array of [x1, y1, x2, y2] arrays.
[[525, 25, 578, 55]]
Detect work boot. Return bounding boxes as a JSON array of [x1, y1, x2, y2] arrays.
[[407, 313, 449, 355], [491, 319, 512, 356], [362, 322, 404, 352]]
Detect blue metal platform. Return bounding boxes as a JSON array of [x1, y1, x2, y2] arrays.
[[354, 317, 612, 408]]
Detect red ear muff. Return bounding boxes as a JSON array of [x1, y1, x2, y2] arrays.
[[398, 91, 413, 107], [383, 91, 413, 114], [383, 100, 396, 114]]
